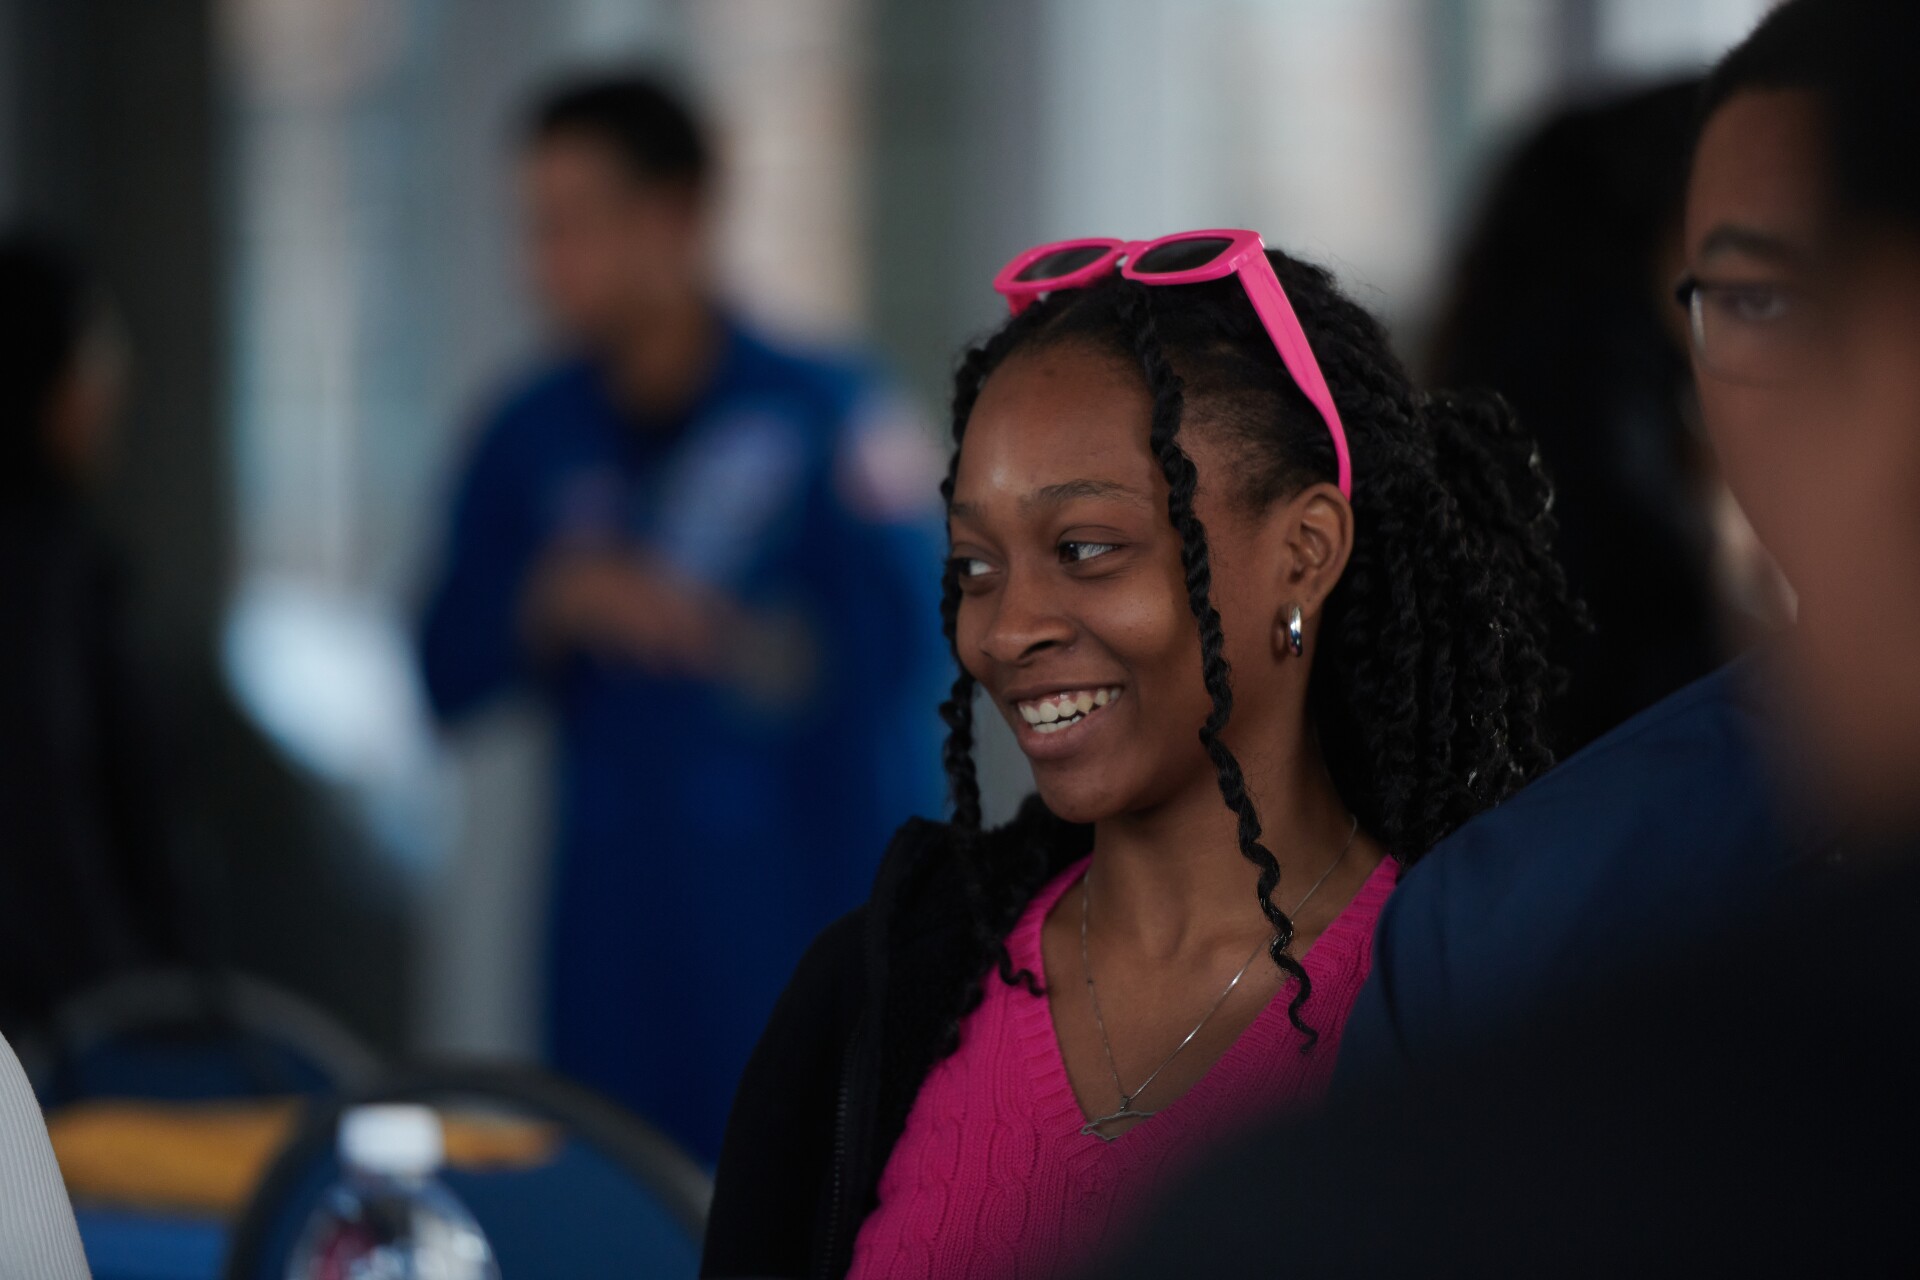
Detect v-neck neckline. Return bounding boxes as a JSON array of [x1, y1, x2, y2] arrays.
[[1004, 853, 1396, 1157]]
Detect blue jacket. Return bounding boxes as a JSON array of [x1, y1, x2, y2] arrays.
[[1336, 660, 1825, 1089], [418, 320, 949, 1162]]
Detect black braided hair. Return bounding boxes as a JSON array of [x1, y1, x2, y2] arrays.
[[935, 248, 1572, 1051], [932, 338, 1052, 1050], [1116, 284, 1317, 1027]]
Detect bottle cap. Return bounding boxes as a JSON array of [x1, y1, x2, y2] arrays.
[[338, 1104, 445, 1177]]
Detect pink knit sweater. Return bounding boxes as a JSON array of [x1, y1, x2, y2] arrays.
[[847, 853, 1399, 1280]]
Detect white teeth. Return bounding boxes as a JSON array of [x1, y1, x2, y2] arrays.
[[1014, 686, 1121, 733]]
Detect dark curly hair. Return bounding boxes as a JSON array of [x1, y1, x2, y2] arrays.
[[934, 247, 1571, 1051]]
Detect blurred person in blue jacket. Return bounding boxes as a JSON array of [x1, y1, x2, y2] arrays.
[[417, 75, 948, 1162]]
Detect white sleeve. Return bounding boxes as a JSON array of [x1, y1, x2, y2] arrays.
[[0, 1035, 91, 1279]]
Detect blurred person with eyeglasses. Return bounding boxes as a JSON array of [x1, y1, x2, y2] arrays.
[[1428, 77, 1799, 759], [1673, 90, 1920, 834], [416, 75, 948, 1164], [1095, 3, 1920, 1273], [1328, 38, 1875, 1094]]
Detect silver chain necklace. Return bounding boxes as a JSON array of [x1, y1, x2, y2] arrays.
[[1077, 817, 1360, 1142]]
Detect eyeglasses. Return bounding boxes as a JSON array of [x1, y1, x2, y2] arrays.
[[1675, 274, 1832, 387], [992, 229, 1353, 499]]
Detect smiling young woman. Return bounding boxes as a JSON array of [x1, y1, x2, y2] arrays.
[[702, 235, 1572, 1280]]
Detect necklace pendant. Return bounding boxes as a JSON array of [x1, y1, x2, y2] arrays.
[[1080, 1102, 1156, 1143]]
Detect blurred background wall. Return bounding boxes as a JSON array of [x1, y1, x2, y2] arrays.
[[0, 0, 1772, 1063]]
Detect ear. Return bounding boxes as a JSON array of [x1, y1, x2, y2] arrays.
[[1264, 481, 1354, 645]]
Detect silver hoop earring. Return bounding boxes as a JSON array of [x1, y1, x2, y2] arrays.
[[1286, 604, 1305, 657]]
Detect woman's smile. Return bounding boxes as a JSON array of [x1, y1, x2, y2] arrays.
[[1003, 684, 1126, 759]]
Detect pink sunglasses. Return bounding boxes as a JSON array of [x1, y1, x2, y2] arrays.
[[992, 229, 1353, 499]]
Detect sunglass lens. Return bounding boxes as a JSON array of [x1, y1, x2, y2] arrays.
[[1014, 245, 1110, 283], [1132, 237, 1234, 275]]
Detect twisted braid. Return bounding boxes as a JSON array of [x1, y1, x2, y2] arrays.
[[934, 323, 1055, 1053], [937, 452, 983, 837], [1115, 285, 1319, 1040]]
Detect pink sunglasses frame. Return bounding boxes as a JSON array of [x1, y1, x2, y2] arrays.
[[991, 228, 1353, 499]]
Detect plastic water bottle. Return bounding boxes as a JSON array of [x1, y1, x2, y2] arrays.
[[286, 1104, 502, 1280]]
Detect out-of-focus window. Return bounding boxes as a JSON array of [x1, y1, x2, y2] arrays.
[[994, 0, 1775, 335], [1596, 0, 1776, 73], [1031, 0, 1439, 317]]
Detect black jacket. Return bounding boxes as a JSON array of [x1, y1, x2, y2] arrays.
[[701, 798, 1089, 1279], [0, 497, 183, 1037]]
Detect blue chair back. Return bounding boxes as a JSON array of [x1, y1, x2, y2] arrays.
[[37, 969, 381, 1108], [225, 1064, 710, 1280]]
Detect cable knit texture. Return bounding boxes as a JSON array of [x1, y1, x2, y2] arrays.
[[847, 854, 1399, 1280]]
